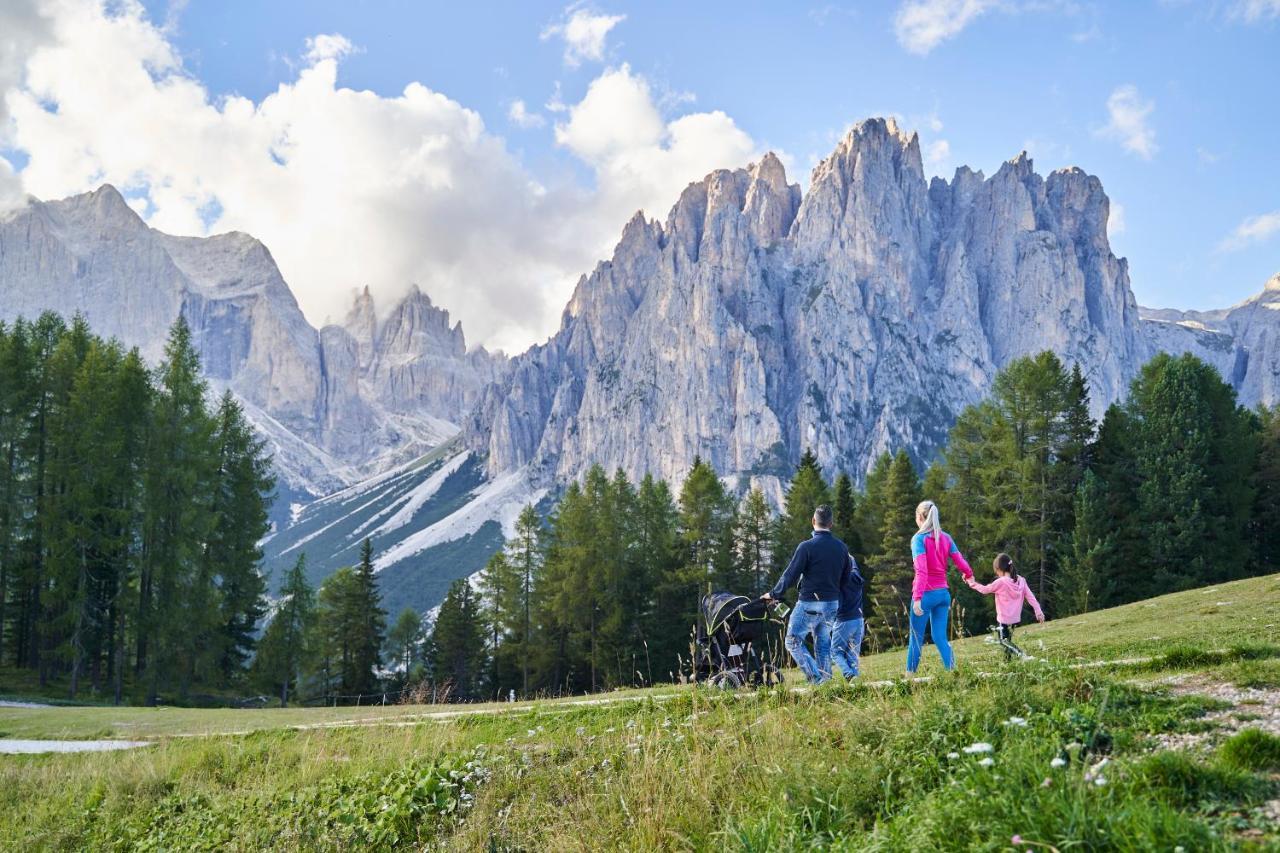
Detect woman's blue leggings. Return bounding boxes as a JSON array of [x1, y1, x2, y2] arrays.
[[906, 588, 954, 673]]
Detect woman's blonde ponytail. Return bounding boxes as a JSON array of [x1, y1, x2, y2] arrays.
[[916, 500, 942, 547]]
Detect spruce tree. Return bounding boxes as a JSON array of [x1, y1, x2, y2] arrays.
[[1058, 471, 1115, 615], [831, 472, 860, 557], [1255, 405, 1280, 574], [508, 504, 543, 695], [252, 553, 315, 706], [479, 549, 522, 695], [1125, 353, 1256, 599], [205, 391, 273, 682], [866, 450, 922, 648], [774, 450, 831, 571], [140, 316, 216, 704], [386, 608, 423, 679], [352, 538, 388, 696], [635, 474, 682, 684], [427, 578, 488, 701], [733, 488, 774, 594]]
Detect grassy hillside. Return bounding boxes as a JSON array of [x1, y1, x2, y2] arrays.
[[3, 575, 1280, 850]]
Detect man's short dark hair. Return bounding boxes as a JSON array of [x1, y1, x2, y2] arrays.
[[813, 505, 833, 529]]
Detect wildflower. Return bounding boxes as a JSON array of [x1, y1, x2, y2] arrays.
[[1004, 716, 1028, 727], [526, 729, 536, 737], [625, 719, 637, 729], [947, 752, 960, 759], [1011, 836, 1023, 846], [576, 727, 586, 736], [1040, 777, 1053, 788], [978, 757, 995, 767], [1050, 757, 1067, 768], [1093, 775, 1107, 786], [963, 742, 994, 754]]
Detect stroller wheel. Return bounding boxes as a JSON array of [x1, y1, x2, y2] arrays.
[[707, 670, 745, 690]]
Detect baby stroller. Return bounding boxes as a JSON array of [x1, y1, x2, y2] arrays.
[[692, 592, 788, 689]]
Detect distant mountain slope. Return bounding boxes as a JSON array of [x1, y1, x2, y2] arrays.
[[0, 185, 504, 504], [261, 442, 544, 617]]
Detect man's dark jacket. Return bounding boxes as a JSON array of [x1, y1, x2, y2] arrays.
[[768, 529, 850, 603]]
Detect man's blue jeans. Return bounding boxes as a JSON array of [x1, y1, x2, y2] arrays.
[[832, 617, 864, 678], [785, 600, 839, 683]]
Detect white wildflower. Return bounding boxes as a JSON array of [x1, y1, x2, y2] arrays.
[[978, 757, 995, 767], [1004, 716, 1028, 727], [963, 742, 994, 754], [526, 729, 536, 737], [576, 727, 586, 736], [1050, 757, 1067, 768], [1093, 775, 1107, 786], [947, 752, 961, 759]]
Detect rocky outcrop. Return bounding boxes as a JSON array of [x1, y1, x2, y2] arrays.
[[1139, 272, 1280, 405], [0, 185, 498, 496], [346, 284, 506, 422], [463, 118, 1215, 494]]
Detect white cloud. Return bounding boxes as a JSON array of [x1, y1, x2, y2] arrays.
[[922, 139, 951, 175], [554, 65, 758, 228], [1107, 201, 1126, 238], [507, 99, 546, 129], [894, 0, 997, 54], [5, 1, 762, 353], [0, 0, 54, 211], [304, 33, 355, 64], [541, 5, 625, 67], [1097, 84, 1157, 159], [1217, 211, 1280, 252], [1229, 0, 1280, 22]]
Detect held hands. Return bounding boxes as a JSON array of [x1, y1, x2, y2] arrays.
[[912, 599, 924, 617], [1036, 613, 1045, 624]]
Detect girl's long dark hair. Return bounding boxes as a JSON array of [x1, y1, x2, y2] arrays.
[[994, 553, 1018, 581]]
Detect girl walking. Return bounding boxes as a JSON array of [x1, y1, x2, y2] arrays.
[[906, 500, 974, 674], [966, 553, 1044, 661]]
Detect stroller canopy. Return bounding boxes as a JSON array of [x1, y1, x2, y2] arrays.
[[701, 592, 751, 637]]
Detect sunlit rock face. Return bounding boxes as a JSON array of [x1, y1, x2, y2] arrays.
[[466, 118, 1177, 494]]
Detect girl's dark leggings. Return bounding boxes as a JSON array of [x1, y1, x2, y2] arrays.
[[997, 623, 1026, 660]]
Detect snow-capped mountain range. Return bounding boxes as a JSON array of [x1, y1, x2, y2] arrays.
[[2, 118, 1275, 616]]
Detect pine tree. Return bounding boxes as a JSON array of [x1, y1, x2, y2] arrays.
[[313, 567, 364, 699], [635, 474, 682, 684], [478, 549, 522, 696], [352, 538, 387, 696], [866, 450, 922, 648], [831, 472, 860, 557], [854, 452, 893, 560], [733, 488, 774, 594], [1058, 471, 1115, 615], [676, 457, 736, 595], [252, 554, 315, 706], [140, 316, 216, 704], [427, 578, 488, 701], [508, 504, 543, 696], [386, 608, 424, 679], [773, 450, 831, 571], [205, 391, 273, 682], [1255, 405, 1280, 574], [1124, 353, 1256, 599]]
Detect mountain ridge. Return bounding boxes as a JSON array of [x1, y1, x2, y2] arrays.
[[5, 117, 1278, 616]]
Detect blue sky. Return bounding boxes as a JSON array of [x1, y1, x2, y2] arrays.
[[2, 1, 1277, 349]]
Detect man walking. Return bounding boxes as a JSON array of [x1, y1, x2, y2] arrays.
[[762, 505, 851, 684]]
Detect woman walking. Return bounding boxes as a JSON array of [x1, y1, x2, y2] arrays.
[[906, 500, 974, 674]]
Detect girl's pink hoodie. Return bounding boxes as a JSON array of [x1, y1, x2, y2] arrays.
[[967, 574, 1044, 625]]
